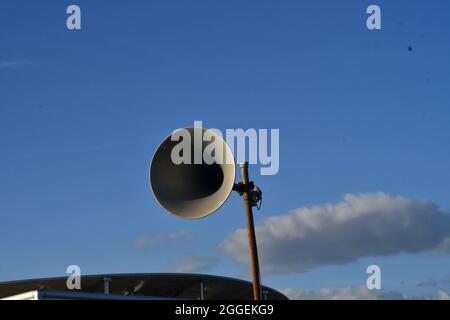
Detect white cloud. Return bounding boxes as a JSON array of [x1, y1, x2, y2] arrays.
[[434, 291, 450, 300], [220, 192, 450, 275], [172, 255, 219, 273], [0, 60, 31, 68], [282, 287, 379, 300], [282, 287, 450, 300], [167, 230, 195, 241], [133, 230, 195, 250], [133, 235, 161, 250]]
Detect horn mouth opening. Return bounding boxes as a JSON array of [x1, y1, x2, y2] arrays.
[[150, 127, 236, 220]]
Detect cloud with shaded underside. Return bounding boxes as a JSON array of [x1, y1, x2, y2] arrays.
[[220, 192, 450, 275]]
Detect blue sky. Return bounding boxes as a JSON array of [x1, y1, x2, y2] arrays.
[[1, 1, 450, 299]]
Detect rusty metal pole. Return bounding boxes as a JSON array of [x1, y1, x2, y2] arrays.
[[240, 162, 262, 300]]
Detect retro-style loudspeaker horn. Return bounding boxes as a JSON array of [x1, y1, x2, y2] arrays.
[[150, 127, 263, 300]]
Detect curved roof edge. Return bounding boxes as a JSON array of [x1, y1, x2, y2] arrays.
[[0, 273, 288, 300]]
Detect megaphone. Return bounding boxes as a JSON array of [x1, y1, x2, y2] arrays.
[[149, 126, 263, 300], [150, 127, 236, 220]]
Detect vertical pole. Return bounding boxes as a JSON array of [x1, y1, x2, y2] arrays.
[[103, 277, 111, 295], [240, 162, 262, 300], [200, 281, 205, 300]]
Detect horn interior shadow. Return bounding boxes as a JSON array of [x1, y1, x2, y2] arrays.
[[151, 137, 225, 203]]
